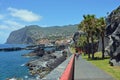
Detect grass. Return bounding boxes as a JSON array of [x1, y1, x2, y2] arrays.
[[82, 52, 120, 80]]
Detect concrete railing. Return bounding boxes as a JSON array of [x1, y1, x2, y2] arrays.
[[42, 54, 75, 80], [59, 54, 75, 80]]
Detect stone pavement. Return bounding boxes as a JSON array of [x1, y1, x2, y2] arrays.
[[74, 56, 115, 80]]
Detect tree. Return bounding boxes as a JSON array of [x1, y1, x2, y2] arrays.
[[84, 14, 97, 59], [78, 14, 98, 59], [78, 14, 107, 59], [78, 16, 91, 58], [76, 35, 87, 49], [96, 17, 106, 59], [87, 15, 97, 59]]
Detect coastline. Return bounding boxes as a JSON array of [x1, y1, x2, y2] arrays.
[[25, 45, 68, 79], [0, 44, 70, 80]]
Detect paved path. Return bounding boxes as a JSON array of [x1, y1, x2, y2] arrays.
[[74, 56, 115, 80]]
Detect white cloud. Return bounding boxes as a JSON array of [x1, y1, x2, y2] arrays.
[[0, 7, 42, 43], [0, 20, 24, 31], [4, 20, 24, 30], [8, 7, 42, 22], [0, 20, 25, 43], [0, 14, 4, 19], [0, 25, 9, 30]]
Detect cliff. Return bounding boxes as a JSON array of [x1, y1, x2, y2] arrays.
[[105, 6, 120, 66], [6, 24, 78, 44]]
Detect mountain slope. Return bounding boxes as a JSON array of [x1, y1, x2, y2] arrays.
[[6, 24, 78, 44]]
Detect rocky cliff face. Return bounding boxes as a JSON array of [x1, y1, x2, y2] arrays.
[[6, 26, 43, 44], [6, 25, 77, 44], [105, 6, 120, 66]]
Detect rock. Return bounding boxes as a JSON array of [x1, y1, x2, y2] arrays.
[[0, 47, 23, 52], [109, 59, 120, 66], [73, 31, 85, 45], [26, 50, 66, 78], [23, 47, 45, 57], [105, 6, 120, 66]]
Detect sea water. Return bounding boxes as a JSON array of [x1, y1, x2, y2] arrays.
[[0, 44, 34, 80]]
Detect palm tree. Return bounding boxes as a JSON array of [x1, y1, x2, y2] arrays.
[[90, 15, 97, 59], [78, 20, 89, 57], [78, 15, 91, 58], [84, 14, 97, 59], [78, 14, 98, 59], [96, 17, 106, 59]]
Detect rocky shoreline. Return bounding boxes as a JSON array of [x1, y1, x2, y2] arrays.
[[25, 45, 68, 79], [5, 44, 69, 80], [26, 51, 67, 78]]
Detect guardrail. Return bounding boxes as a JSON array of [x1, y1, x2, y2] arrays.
[[59, 54, 75, 80]]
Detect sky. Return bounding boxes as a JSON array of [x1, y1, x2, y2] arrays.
[[0, 0, 120, 44]]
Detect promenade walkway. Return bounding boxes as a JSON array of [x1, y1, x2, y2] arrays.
[[74, 56, 115, 80]]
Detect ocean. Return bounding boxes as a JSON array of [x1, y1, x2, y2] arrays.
[[0, 44, 35, 80]]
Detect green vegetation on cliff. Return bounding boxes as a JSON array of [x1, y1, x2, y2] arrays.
[[6, 24, 78, 44]]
